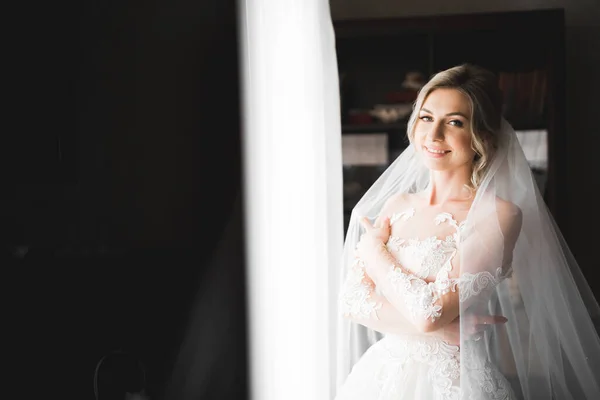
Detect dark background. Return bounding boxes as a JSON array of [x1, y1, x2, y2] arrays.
[[4, 0, 247, 399]]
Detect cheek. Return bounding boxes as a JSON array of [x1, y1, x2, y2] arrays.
[[412, 126, 426, 144], [451, 135, 473, 155]]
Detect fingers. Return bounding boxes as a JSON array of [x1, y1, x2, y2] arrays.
[[466, 314, 507, 326], [374, 216, 390, 229], [457, 314, 508, 339], [373, 217, 380, 229], [470, 315, 508, 336], [360, 216, 391, 247], [381, 216, 390, 228], [477, 315, 508, 325], [360, 217, 373, 232], [446, 314, 509, 341]]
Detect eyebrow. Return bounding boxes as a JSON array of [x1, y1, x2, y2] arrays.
[[420, 108, 469, 119]]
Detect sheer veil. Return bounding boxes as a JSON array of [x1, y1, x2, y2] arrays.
[[335, 118, 600, 398]]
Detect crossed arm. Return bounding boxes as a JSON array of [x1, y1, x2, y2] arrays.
[[340, 245, 463, 335], [339, 200, 522, 336], [339, 258, 425, 336]]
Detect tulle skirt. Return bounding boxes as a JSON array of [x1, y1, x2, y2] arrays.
[[335, 334, 515, 400]]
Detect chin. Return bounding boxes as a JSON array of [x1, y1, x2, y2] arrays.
[[423, 161, 452, 172], [418, 153, 451, 170]]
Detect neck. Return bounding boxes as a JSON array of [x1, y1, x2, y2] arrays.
[[426, 166, 473, 206]]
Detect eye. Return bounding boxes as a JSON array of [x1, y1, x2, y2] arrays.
[[419, 115, 433, 122], [449, 119, 464, 127]]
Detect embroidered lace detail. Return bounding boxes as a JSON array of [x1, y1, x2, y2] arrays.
[[431, 267, 511, 303], [386, 236, 405, 252], [339, 259, 382, 319], [337, 206, 517, 400], [380, 336, 461, 400], [389, 208, 415, 225], [387, 266, 443, 322], [386, 208, 462, 279], [382, 209, 467, 322], [344, 208, 508, 324], [461, 342, 516, 399], [434, 212, 468, 244], [337, 334, 516, 400], [387, 235, 457, 278], [454, 267, 509, 302], [386, 263, 510, 323]]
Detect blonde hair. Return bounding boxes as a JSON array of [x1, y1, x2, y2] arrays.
[[407, 64, 503, 189]]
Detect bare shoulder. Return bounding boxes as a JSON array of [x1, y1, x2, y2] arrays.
[[381, 192, 415, 215], [495, 197, 522, 220], [495, 197, 523, 238]]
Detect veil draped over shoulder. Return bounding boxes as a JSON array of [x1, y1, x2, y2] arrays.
[[336, 118, 600, 399]]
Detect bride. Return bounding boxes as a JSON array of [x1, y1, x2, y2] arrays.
[[335, 64, 600, 399]]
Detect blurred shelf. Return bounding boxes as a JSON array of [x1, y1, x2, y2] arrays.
[[342, 122, 408, 134]]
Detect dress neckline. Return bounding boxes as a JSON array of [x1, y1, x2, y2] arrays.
[[387, 207, 467, 246], [390, 207, 467, 228]]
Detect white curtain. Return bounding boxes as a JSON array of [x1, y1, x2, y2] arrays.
[[239, 1, 343, 399]]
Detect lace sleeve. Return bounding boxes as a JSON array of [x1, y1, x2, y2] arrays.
[[385, 266, 443, 322], [339, 258, 382, 320], [444, 265, 512, 303], [383, 262, 512, 324], [340, 258, 445, 336]]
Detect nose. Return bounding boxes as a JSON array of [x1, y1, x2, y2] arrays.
[[426, 121, 445, 142]]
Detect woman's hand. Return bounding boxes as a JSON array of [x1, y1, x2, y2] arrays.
[[442, 314, 508, 346], [355, 216, 392, 274], [361, 216, 391, 243]]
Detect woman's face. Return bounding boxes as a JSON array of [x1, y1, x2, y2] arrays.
[[413, 88, 476, 172]]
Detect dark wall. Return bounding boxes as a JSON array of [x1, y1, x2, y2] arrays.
[[4, 1, 247, 399]]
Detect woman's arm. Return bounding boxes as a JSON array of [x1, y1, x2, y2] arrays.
[[339, 254, 509, 344], [339, 258, 456, 338], [359, 202, 522, 334], [339, 258, 421, 335], [363, 246, 459, 333]]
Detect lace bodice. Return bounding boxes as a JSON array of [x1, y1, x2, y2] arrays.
[[339, 207, 511, 323], [337, 208, 517, 400], [385, 208, 466, 281]]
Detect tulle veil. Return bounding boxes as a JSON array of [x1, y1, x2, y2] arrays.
[[335, 118, 600, 399]]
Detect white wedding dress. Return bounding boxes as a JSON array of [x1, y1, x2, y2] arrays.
[[336, 207, 517, 400]]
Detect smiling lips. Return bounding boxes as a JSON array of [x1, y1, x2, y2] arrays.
[[424, 145, 451, 157]]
